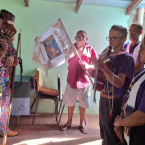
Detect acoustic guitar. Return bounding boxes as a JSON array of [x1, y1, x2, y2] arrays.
[[94, 46, 112, 92]]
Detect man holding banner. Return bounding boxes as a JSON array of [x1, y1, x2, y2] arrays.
[[60, 30, 98, 134]]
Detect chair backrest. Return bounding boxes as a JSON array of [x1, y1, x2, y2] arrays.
[[35, 68, 43, 91], [31, 74, 38, 98], [57, 74, 62, 101]]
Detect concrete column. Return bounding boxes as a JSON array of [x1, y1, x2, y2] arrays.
[[136, 8, 144, 40]]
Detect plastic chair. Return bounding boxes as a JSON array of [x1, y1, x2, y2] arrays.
[[30, 68, 62, 124]]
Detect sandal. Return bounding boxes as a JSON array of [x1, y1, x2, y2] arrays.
[[60, 125, 71, 131], [79, 126, 88, 134]]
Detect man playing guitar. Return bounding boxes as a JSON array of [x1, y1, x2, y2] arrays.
[[92, 25, 135, 145]]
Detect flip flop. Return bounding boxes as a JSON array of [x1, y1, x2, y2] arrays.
[[60, 125, 71, 131], [79, 126, 88, 134]]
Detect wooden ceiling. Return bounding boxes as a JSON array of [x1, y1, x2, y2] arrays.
[[24, 0, 143, 15], [24, 0, 29, 7]]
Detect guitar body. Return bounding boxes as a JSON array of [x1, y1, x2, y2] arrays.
[[95, 46, 112, 92], [96, 61, 110, 92]]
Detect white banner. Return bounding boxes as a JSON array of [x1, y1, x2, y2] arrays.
[[32, 19, 75, 75]]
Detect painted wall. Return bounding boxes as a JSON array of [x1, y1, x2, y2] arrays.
[[0, 0, 133, 114]]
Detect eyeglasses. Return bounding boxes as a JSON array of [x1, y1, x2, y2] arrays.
[[128, 30, 139, 34], [106, 36, 124, 41]]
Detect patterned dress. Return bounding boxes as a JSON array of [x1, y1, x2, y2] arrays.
[[0, 40, 16, 136]]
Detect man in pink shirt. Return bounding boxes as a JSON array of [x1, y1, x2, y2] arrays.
[[60, 30, 97, 134]]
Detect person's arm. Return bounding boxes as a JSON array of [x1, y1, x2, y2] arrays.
[[114, 110, 145, 128], [97, 59, 126, 88], [0, 39, 8, 60], [80, 61, 95, 71], [13, 58, 19, 66], [114, 115, 126, 144]]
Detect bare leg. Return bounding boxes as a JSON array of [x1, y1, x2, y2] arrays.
[[67, 106, 75, 125], [79, 106, 86, 127], [60, 106, 75, 131], [79, 106, 88, 134]]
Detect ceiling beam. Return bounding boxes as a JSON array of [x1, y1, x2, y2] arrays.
[[126, 0, 142, 15], [24, 0, 29, 7], [75, 0, 83, 14]]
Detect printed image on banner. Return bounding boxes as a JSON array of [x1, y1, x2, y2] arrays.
[[32, 18, 75, 75], [42, 35, 62, 61]]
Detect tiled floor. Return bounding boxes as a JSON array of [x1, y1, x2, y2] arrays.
[[0, 113, 102, 145]]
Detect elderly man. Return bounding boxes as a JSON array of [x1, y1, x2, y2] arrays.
[[92, 25, 135, 145], [124, 22, 144, 75]]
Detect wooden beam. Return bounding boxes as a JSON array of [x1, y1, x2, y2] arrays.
[[126, 0, 142, 15], [75, 0, 83, 14], [24, 0, 29, 7]]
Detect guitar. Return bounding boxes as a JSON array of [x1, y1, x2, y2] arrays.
[[94, 46, 112, 92]]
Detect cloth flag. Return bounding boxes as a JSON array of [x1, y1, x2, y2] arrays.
[[32, 18, 75, 75]]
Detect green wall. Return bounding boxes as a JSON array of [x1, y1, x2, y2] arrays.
[[0, 0, 132, 114]]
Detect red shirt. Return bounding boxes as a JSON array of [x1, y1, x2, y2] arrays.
[[67, 43, 97, 88]]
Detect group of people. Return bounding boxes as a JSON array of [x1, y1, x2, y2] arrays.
[[61, 23, 145, 145], [0, 9, 145, 145]]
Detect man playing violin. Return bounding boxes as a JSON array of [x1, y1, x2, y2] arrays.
[[92, 25, 135, 145], [0, 9, 19, 137]]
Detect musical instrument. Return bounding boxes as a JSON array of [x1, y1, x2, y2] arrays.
[[94, 46, 112, 91], [0, 19, 16, 41], [93, 46, 112, 103]]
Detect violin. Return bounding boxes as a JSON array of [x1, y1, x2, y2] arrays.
[[0, 19, 16, 42]]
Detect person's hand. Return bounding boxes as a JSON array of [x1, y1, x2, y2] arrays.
[[13, 58, 19, 66], [80, 61, 90, 70], [98, 59, 107, 71], [0, 39, 8, 58], [89, 69, 96, 78], [35, 36, 40, 43], [114, 126, 126, 144], [5, 55, 14, 66], [114, 115, 126, 144], [114, 115, 122, 127], [91, 57, 98, 66]]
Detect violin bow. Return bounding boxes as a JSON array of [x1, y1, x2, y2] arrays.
[[3, 30, 21, 145]]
